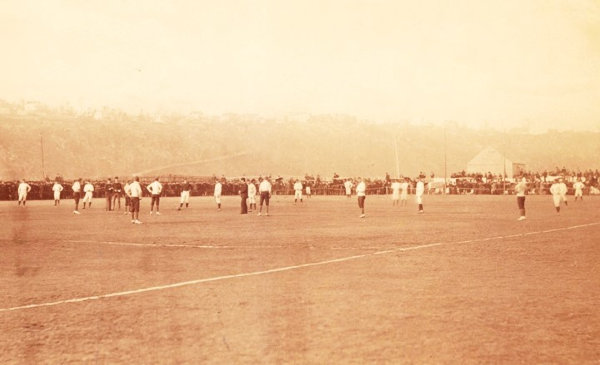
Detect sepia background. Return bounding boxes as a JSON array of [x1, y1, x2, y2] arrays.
[[1, 0, 599, 179]]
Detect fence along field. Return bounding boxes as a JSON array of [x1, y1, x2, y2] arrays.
[[2, 194, 599, 363]]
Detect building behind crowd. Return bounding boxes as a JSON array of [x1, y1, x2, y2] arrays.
[[466, 146, 525, 178]]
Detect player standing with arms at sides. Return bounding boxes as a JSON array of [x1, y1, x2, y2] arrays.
[[400, 178, 409, 206], [305, 184, 311, 198], [52, 180, 63, 206], [72, 178, 82, 214], [550, 179, 564, 213], [356, 177, 367, 218], [82, 180, 94, 209], [178, 180, 192, 210], [344, 179, 353, 198], [239, 177, 248, 214], [105, 177, 113, 211], [258, 176, 272, 216], [147, 177, 163, 215], [558, 178, 568, 206], [515, 177, 527, 220], [17, 179, 31, 206], [214, 178, 223, 211], [573, 178, 584, 201], [391, 179, 401, 206], [123, 179, 132, 215], [247, 179, 257, 212], [112, 177, 122, 211], [294, 179, 303, 204], [415, 177, 425, 213], [126, 176, 143, 224]]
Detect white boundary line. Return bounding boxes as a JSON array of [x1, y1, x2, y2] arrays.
[[1, 222, 598, 313]]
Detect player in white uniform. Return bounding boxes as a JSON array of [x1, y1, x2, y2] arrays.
[[390, 179, 401, 206], [305, 185, 311, 198], [573, 178, 584, 201], [415, 178, 425, 213], [248, 179, 257, 212], [400, 178, 409, 206], [294, 180, 303, 204], [52, 180, 63, 206], [550, 178, 568, 213], [146, 177, 163, 215], [82, 180, 94, 209], [558, 178, 568, 206], [17, 180, 31, 206], [356, 177, 366, 218], [214, 179, 223, 210], [344, 179, 353, 198]]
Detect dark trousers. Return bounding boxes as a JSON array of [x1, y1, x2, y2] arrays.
[[240, 194, 248, 214], [106, 192, 113, 210]]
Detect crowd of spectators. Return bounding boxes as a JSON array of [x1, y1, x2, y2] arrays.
[[1, 168, 599, 201]]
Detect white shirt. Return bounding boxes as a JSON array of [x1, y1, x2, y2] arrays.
[[344, 180, 353, 193], [214, 182, 222, 196], [558, 182, 568, 195], [400, 182, 409, 193], [84, 183, 94, 193], [147, 181, 163, 195], [259, 180, 272, 193], [128, 181, 143, 198], [356, 181, 366, 197], [416, 181, 425, 196], [18, 182, 31, 194], [573, 181, 584, 191], [294, 182, 303, 191], [391, 182, 401, 193], [72, 181, 81, 192], [248, 183, 256, 196], [52, 183, 63, 192]]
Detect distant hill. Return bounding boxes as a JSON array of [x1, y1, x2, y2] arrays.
[[1, 103, 599, 180]]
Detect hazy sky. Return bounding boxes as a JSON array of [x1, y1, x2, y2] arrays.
[[2, 0, 599, 131]]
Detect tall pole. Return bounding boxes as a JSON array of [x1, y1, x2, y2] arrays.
[[40, 133, 45, 180], [394, 135, 400, 179], [444, 126, 447, 195]]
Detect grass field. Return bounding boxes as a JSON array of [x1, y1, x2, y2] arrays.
[[1, 194, 599, 364]]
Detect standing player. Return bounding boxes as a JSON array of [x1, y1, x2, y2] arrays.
[[558, 178, 568, 206], [344, 179, 353, 198], [126, 176, 143, 224], [112, 177, 123, 211], [356, 177, 366, 218], [400, 178, 409, 206], [390, 179, 401, 206], [17, 179, 31, 207], [105, 177, 113, 211], [415, 177, 425, 213], [214, 178, 223, 210], [72, 178, 82, 214], [258, 176, 272, 216], [248, 179, 257, 212], [239, 177, 248, 214], [52, 180, 63, 206], [515, 177, 527, 220], [573, 178, 584, 201], [294, 179, 303, 204], [550, 179, 563, 213], [82, 180, 94, 209], [178, 180, 192, 210], [146, 177, 163, 215], [305, 184, 312, 199]]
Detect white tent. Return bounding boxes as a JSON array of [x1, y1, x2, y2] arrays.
[[466, 147, 525, 177]]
